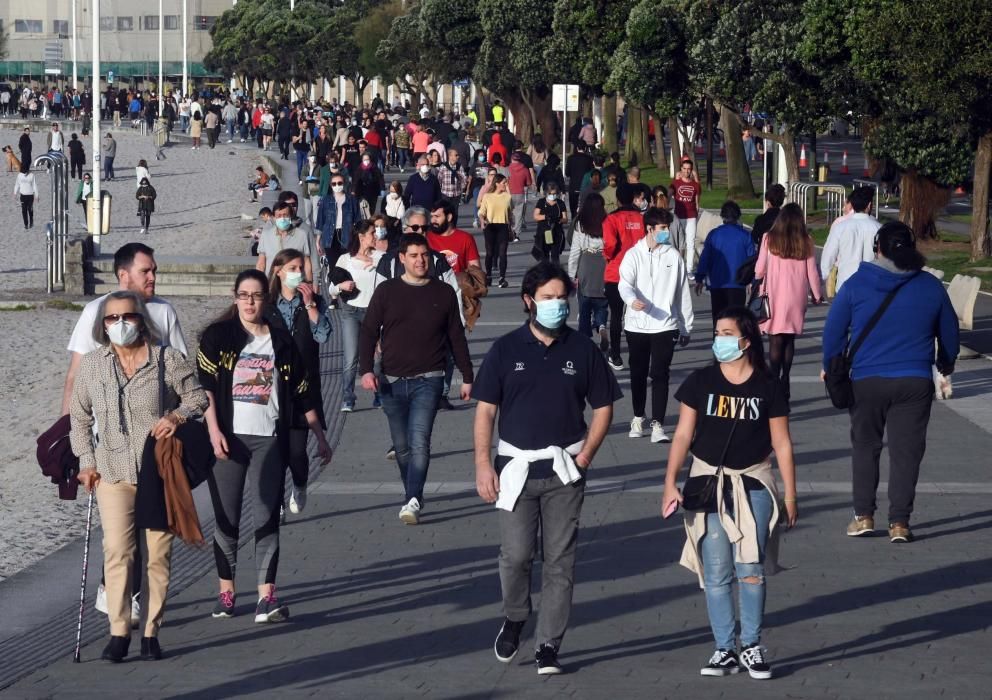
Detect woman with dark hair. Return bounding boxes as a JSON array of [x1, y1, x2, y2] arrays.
[[329, 220, 385, 411], [527, 133, 548, 177], [198, 270, 333, 622], [662, 306, 798, 681], [822, 221, 958, 543], [532, 181, 569, 264], [136, 178, 157, 235], [754, 202, 822, 401], [537, 152, 567, 194], [190, 110, 202, 150], [264, 249, 331, 514], [568, 192, 609, 344], [478, 173, 513, 287], [71, 291, 207, 662]]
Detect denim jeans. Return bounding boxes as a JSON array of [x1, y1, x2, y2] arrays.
[[379, 376, 443, 504], [296, 150, 308, 180], [338, 304, 365, 406], [226, 119, 236, 140], [577, 293, 609, 338], [701, 487, 773, 650]]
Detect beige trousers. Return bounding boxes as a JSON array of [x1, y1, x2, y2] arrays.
[[96, 481, 174, 637]]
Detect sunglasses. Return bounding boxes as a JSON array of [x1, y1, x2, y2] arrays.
[[407, 224, 425, 232], [104, 312, 142, 323]]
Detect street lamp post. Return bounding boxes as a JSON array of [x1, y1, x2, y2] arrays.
[[91, 0, 102, 253], [182, 0, 188, 97], [159, 0, 164, 115], [71, 0, 78, 89]]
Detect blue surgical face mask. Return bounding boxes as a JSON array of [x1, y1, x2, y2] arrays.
[[654, 227, 671, 245], [284, 271, 303, 289], [275, 217, 292, 231], [712, 335, 744, 363], [533, 298, 569, 329]]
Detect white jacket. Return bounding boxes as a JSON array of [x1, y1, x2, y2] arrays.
[[820, 212, 880, 289], [618, 237, 694, 335]]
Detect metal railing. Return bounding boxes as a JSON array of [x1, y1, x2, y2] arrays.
[[32, 151, 71, 293], [787, 181, 848, 226]]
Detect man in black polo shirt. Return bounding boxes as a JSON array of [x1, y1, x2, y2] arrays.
[[472, 262, 622, 676]]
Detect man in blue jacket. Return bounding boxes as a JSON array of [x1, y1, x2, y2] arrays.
[[403, 155, 442, 210], [694, 201, 756, 327], [822, 222, 959, 543]]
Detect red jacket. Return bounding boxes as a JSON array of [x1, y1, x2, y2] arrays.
[[602, 207, 645, 283]]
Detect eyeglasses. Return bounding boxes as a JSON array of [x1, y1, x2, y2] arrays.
[[407, 224, 425, 232], [235, 292, 265, 302], [331, 181, 345, 186], [103, 312, 142, 323]]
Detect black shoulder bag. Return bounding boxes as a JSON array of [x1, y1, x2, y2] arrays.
[[158, 348, 216, 488], [681, 417, 739, 512], [824, 273, 918, 410]]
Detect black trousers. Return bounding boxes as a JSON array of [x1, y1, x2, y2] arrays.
[[19, 194, 34, 227], [483, 223, 510, 279], [70, 158, 84, 179], [850, 377, 934, 524], [626, 330, 679, 422], [604, 283, 625, 357], [287, 427, 310, 489], [709, 287, 746, 327]]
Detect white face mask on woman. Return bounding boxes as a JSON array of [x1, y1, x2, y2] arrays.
[[107, 319, 140, 347]]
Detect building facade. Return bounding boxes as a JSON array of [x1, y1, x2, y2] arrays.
[[1, 0, 231, 88]]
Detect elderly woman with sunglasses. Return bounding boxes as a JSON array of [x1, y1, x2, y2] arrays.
[[70, 291, 207, 663]]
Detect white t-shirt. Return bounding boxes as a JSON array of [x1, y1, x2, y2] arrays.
[[50, 131, 64, 151], [67, 294, 188, 356], [231, 333, 279, 436]]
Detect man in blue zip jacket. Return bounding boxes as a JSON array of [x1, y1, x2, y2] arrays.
[[694, 201, 756, 327]]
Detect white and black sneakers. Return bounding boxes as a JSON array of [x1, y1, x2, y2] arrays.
[[739, 644, 773, 679], [399, 497, 422, 525], [701, 646, 773, 679], [700, 648, 740, 676], [494, 618, 526, 663], [535, 644, 563, 675]]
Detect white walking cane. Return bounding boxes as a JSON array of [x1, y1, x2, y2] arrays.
[[73, 490, 95, 663]]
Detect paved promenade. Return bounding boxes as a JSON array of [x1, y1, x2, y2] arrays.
[[2, 158, 991, 699]]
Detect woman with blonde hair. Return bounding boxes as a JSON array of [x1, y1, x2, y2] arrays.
[[753, 202, 822, 401]]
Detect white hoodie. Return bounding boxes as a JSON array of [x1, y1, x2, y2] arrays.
[[618, 237, 694, 335]]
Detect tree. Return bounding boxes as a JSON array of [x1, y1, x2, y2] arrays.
[[607, 0, 689, 169], [377, 5, 438, 111], [347, 0, 404, 104], [475, 0, 559, 146], [0, 24, 7, 61]]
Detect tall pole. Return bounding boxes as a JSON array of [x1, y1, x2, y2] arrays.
[[71, 0, 78, 89], [158, 0, 164, 115], [91, 0, 102, 254], [182, 0, 189, 97]]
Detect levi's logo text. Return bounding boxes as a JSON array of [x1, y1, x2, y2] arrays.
[[705, 394, 760, 420]]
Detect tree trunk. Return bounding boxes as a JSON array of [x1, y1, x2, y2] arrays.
[[502, 91, 534, 147], [717, 103, 756, 199], [639, 108, 651, 165], [669, 115, 682, 171], [747, 124, 799, 183], [624, 104, 646, 165], [899, 169, 950, 241], [602, 94, 618, 155], [651, 113, 668, 173], [970, 131, 992, 260]]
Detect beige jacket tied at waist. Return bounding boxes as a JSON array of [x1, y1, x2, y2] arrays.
[[680, 455, 784, 589]]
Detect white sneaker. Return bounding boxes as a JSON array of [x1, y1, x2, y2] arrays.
[[398, 497, 421, 525], [130, 593, 141, 628], [95, 583, 108, 614], [628, 416, 645, 438], [650, 421, 670, 443], [289, 485, 307, 514]]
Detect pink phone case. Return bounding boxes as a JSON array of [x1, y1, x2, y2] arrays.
[[663, 499, 679, 519]]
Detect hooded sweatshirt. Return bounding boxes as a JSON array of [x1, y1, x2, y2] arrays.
[[602, 206, 645, 284], [617, 237, 694, 335], [487, 133, 508, 166], [821, 260, 959, 380]]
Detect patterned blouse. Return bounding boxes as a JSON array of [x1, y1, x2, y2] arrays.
[[69, 344, 208, 484]]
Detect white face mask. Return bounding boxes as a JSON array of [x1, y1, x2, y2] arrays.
[[107, 319, 140, 347], [419, 165, 430, 175], [331, 184, 344, 193], [284, 271, 303, 290]]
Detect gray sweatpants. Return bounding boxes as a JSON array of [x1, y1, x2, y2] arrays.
[[207, 434, 284, 587], [498, 476, 585, 651]]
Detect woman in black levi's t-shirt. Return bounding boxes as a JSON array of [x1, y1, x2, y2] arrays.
[[662, 307, 798, 680]]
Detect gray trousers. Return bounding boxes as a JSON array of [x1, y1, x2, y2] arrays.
[[498, 476, 585, 651], [511, 193, 528, 238], [207, 434, 284, 587]]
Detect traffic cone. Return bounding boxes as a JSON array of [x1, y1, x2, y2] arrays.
[[799, 144, 808, 168], [694, 139, 704, 155], [841, 150, 849, 174], [823, 151, 830, 166], [955, 185, 966, 195], [863, 157, 870, 178], [719, 140, 725, 156]]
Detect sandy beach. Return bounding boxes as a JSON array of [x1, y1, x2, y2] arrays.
[[0, 125, 261, 581]]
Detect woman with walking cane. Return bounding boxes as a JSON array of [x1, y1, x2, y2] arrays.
[[70, 291, 207, 662]]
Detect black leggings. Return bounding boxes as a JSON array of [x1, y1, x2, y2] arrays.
[[604, 282, 625, 356], [71, 158, 84, 179], [20, 194, 34, 228], [768, 333, 796, 398], [484, 223, 510, 279], [140, 210, 152, 231], [286, 427, 309, 490]]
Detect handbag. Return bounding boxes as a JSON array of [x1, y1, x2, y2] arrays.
[[158, 348, 215, 487], [681, 416, 739, 512], [824, 274, 917, 409], [747, 278, 770, 323]]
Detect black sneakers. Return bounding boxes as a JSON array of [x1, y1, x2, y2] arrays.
[[700, 648, 740, 676], [494, 618, 526, 662], [535, 644, 563, 675], [212, 590, 235, 618], [739, 644, 773, 679], [254, 592, 289, 623]]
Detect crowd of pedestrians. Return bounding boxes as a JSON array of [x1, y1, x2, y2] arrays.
[[54, 88, 962, 683]]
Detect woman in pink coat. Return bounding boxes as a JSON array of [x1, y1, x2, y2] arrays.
[[754, 203, 823, 400]]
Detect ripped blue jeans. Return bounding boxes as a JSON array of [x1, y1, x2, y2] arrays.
[[701, 487, 772, 650]]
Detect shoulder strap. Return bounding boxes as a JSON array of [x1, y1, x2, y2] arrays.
[[847, 272, 919, 362], [157, 345, 167, 418], [715, 415, 740, 472]]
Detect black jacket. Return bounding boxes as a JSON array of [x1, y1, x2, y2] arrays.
[[263, 298, 327, 431], [197, 317, 314, 463]]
